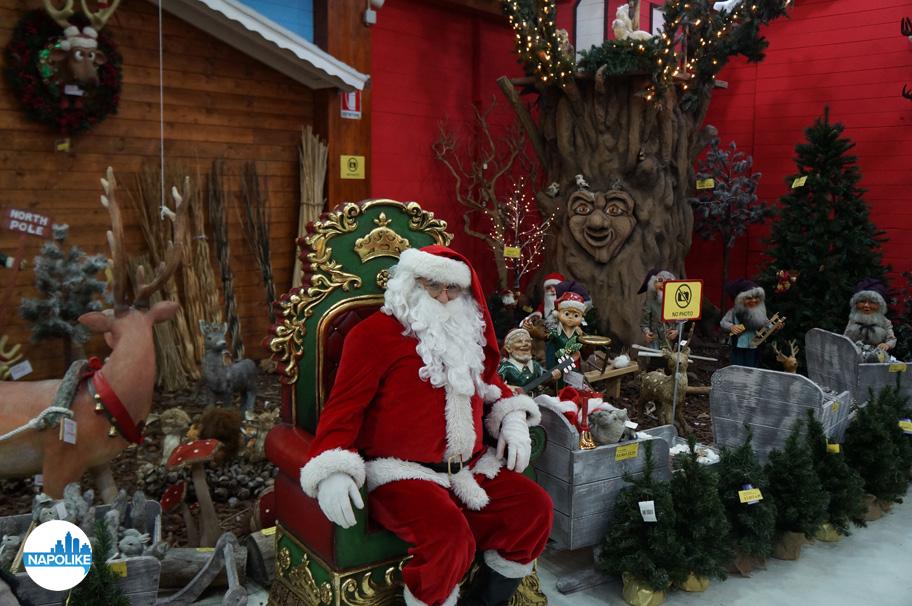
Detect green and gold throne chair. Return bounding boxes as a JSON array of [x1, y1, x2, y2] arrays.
[[264, 200, 547, 606]]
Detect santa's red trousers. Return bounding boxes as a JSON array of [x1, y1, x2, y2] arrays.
[[369, 470, 553, 606]]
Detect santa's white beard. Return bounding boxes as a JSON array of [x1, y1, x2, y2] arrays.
[[735, 301, 769, 331], [382, 274, 486, 397], [543, 292, 556, 313]]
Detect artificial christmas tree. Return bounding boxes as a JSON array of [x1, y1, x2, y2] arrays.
[[844, 386, 910, 515], [716, 438, 777, 575], [670, 438, 733, 591], [765, 420, 830, 559], [804, 410, 866, 538], [690, 137, 773, 309], [759, 108, 888, 348], [67, 520, 129, 606], [19, 223, 108, 364], [597, 441, 685, 605]]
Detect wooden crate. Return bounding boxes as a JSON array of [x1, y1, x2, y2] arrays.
[[1, 502, 162, 606], [533, 407, 672, 551], [806, 328, 912, 406], [710, 365, 852, 463]]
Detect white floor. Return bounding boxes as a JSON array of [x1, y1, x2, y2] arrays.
[[194, 498, 911, 605], [538, 498, 912, 606]]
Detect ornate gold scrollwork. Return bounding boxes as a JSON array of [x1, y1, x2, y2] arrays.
[[508, 569, 548, 606], [276, 547, 334, 605], [355, 213, 411, 262], [340, 570, 403, 606], [269, 200, 451, 384], [404, 202, 452, 245], [376, 269, 391, 289]]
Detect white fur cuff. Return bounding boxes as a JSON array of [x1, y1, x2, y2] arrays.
[[480, 382, 503, 403], [396, 248, 471, 287], [483, 550, 534, 578], [485, 395, 541, 438], [299, 448, 365, 498], [404, 584, 459, 606]]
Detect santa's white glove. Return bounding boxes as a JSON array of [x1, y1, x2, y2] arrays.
[[316, 472, 364, 528], [496, 411, 532, 473]]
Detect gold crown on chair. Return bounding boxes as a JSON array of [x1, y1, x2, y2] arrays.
[[354, 213, 411, 262]]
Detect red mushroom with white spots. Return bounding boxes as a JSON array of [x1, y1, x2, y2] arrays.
[[160, 480, 199, 547], [167, 439, 222, 547]]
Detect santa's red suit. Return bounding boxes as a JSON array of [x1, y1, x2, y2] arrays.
[[299, 246, 553, 606]]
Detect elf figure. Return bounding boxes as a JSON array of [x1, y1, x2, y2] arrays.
[[498, 328, 561, 393], [844, 278, 895, 352], [546, 292, 586, 369], [720, 279, 781, 367], [638, 268, 679, 349]]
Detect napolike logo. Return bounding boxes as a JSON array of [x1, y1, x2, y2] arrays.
[[22, 520, 92, 590]]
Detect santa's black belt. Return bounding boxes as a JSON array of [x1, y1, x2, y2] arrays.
[[417, 449, 485, 475]]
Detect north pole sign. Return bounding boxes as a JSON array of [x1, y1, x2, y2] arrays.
[[4, 209, 53, 238]]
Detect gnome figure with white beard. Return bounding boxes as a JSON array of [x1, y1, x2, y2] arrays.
[[498, 328, 562, 393], [537, 272, 565, 330], [638, 269, 679, 349], [844, 279, 896, 354], [298, 245, 553, 606], [720, 279, 780, 367]]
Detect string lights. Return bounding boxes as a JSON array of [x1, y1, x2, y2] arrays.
[[503, 0, 790, 107]]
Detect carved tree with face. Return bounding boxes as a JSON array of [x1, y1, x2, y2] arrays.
[[500, 0, 789, 344]]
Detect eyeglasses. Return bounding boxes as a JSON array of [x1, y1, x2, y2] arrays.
[[417, 278, 465, 298]]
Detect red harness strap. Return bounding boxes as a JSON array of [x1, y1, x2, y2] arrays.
[[83, 357, 145, 445]]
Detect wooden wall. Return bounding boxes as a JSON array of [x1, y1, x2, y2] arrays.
[[0, 0, 313, 380]]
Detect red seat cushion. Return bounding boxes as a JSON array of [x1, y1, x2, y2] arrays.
[[265, 424, 313, 478]]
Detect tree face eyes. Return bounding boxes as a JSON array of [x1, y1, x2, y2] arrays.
[[607, 203, 626, 216], [572, 201, 593, 216]]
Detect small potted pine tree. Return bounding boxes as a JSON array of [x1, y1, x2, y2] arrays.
[[716, 437, 777, 576], [670, 437, 733, 592], [804, 410, 866, 541], [844, 386, 910, 518], [597, 441, 684, 606], [765, 420, 829, 560]]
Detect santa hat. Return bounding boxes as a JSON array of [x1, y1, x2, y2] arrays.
[[392, 245, 501, 377], [556, 291, 586, 312], [543, 272, 565, 289], [504, 328, 530, 349], [850, 278, 888, 312], [637, 269, 676, 295], [554, 280, 590, 303], [726, 278, 764, 304]]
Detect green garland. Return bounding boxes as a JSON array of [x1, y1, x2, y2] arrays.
[[4, 10, 122, 136], [504, 0, 789, 108]]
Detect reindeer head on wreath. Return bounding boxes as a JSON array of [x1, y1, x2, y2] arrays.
[[42, 0, 120, 88]]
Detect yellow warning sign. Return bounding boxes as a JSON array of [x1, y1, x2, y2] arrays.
[[341, 155, 365, 179], [662, 280, 703, 322]]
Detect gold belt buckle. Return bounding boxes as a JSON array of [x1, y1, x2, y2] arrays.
[[447, 454, 463, 476]]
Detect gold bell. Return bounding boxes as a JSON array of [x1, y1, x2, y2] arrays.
[[108, 426, 119, 438]]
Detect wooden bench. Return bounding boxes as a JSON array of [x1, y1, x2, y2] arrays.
[[583, 364, 640, 398]]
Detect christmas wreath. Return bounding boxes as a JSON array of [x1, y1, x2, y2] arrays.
[[3, 9, 122, 136]]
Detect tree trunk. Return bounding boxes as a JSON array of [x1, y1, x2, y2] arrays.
[[506, 74, 713, 344], [721, 245, 730, 310]]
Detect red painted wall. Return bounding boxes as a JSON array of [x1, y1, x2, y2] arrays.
[[370, 0, 526, 289], [372, 0, 912, 306], [688, 0, 912, 306]]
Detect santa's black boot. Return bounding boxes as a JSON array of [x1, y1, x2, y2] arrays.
[[460, 564, 522, 606]]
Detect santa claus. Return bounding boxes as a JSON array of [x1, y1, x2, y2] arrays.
[[844, 279, 895, 351], [298, 245, 553, 606], [537, 272, 565, 329]]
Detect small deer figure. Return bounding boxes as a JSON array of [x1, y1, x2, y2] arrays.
[[772, 339, 799, 373], [637, 346, 691, 434], [200, 321, 257, 414]]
